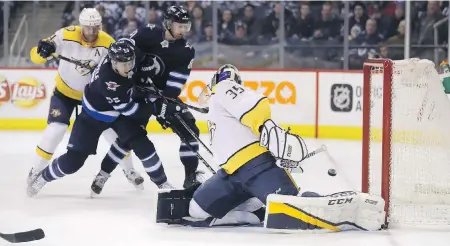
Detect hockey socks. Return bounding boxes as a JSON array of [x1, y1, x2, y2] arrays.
[[179, 141, 199, 177], [33, 122, 67, 172], [101, 140, 130, 174], [42, 150, 88, 182], [129, 136, 167, 186]]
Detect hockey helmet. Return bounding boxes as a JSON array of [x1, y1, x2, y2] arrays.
[[198, 64, 242, 107], [79, 8, 102, 27], [108, 40, 136, 77], [214, 64, 242, 85], [79, 8, 102, 42], [163, 6, 191, 37]]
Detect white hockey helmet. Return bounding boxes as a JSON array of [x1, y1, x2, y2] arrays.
[[79, 8, 102, 27], [214, 64, 242, 85]]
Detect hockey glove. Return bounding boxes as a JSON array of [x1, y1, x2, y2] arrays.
[[259, 119, 307, 162], [155, 99, 181, 129], [37, 39, 56, 58]]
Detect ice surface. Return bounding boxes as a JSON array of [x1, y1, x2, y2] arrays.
[[0, 132, 449, 246]]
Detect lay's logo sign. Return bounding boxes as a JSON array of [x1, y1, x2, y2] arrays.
[[0, 76, 47, 108]]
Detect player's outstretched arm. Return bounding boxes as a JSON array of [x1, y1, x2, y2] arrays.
[[30, 27, 66, 64]]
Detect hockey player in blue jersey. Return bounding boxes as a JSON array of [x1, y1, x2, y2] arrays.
[[27, 40, 175, 197], [155, 64, 386, 232], [90, 5, 204, 196]]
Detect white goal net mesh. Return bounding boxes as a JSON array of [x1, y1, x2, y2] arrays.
[[367, 58, 450, 226]]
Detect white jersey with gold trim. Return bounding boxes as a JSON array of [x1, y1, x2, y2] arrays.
[[207, 79, 271, 174], [30, 25, 114, 101]]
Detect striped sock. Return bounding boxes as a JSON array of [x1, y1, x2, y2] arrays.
[[42, 158, 67, 182], [141, 151, 167, 185], [179, 141, 199, 177]]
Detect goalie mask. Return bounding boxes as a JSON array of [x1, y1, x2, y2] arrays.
[[198, 64, 242, 107]]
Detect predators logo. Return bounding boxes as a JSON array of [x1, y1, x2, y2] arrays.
[[74, 59, 95, 76], [50, 108, 62, 118]]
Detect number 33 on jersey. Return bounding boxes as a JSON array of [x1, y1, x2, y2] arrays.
[[207, 79, 271, 174]]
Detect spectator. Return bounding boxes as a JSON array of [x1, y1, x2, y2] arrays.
[[349, 2, 368, 34], [290, 3, 314, 40], [312, 2, 341, 40], [221, 21, 253, 45], [199, 22, 213, 43], [260, 3, 294, 41], [218, 9, 236, 41], [415, 0, 446, 45], [241, 4, 261, 41], [115, 20, 138, 39], [383, 3, 405, 39], [191, 5, 206, 37], [349, 19, 384, 69], [96, 4, 115, 35], [148, 8, 162, 27], [117, 4, 143, 30]]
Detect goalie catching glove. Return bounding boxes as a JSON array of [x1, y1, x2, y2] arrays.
[[259, 119, 308, 163]]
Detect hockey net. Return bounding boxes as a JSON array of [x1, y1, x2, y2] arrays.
[[362, 58, 450, 228]]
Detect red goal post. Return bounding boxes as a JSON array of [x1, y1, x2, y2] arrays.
[[361, 58, 450, 228]]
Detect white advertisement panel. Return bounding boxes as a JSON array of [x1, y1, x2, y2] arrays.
[[318, 72, 364, 126], [0, 69, 55, 119], [179, 70, 317, 126], [0, 69, 317, 135]]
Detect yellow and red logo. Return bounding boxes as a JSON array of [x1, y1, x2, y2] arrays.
[[9, 77, 46, 108], [0, 76, 11, 106]]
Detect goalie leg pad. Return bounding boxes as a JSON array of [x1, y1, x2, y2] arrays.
[[264, 192, 385, 232], [156, 188, 196, 224]]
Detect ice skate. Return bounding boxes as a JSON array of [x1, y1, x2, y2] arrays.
[[123, 168, 144, 191], [90, 170, 111, 197], [158, 181, 176, 189], [183, 170, 206, 189], [27, 171, 47, 197], [27, 167, 39, 186]]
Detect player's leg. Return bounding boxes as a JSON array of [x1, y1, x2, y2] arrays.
[[99, 128, 144, 190], [187, 169, 262, 227], [27, 110, 108, 197], [112, 115, 173, 189], [240, 153, 299, 203], [27, 90, 78, 184], [167, 107, 201, 188]]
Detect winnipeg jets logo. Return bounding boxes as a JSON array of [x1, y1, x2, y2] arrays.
[[161, 40, 169, 48], [105, 81, 120, 91], [147, 23, 156, 29], [143, 54, 165, 76], [185, 41, 193, 49]]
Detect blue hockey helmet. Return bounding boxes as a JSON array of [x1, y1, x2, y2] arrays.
[[108, 40, 136, 77]]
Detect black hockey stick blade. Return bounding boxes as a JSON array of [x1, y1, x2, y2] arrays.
[[0, 228, 45, 243]]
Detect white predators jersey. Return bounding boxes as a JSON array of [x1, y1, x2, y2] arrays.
[[30, 26, 115, 101], [208, 79, 271, 174]]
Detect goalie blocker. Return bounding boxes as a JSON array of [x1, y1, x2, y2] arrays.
[[156, 188, 385, 232]]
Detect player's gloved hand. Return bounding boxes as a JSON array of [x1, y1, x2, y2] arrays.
[[155, 99, 181, 129], [37, 39, 56, 58]]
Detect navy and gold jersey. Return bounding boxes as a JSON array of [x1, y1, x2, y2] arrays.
[[82, 56, 138, 122], [126, 24, 195, 98]]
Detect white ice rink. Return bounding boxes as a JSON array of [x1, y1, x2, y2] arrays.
[[0, 132, 449, 246]]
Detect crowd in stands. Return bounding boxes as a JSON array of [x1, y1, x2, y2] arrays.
[[0, 2, 25, 46], [60, 1, 449, 69]]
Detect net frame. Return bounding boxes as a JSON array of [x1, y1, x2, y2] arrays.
[[362, 58, 392, 227], [362, 58, 450, 229]]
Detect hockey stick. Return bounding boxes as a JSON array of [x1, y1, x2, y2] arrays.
[[173, 113, 214, 157], [136, 85, 209, 114], [170, 116, 216, 175], [51, 53, 95, 71], [0, 229, 45, 243], [144, 80, 216, 174], [281, 145, 328, 173]]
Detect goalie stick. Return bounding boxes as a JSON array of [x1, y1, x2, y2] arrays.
[[0, 229, 45, 243], [281, 145, 328, 173]]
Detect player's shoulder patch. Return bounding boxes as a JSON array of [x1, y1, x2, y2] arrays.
[[64, 25, 76, 32], [62, 25, 82, 42]]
